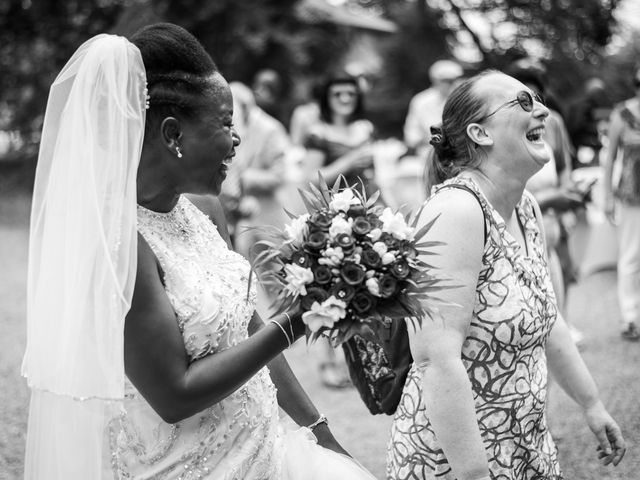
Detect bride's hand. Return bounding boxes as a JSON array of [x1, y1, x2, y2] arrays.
[[312, 423, 351, 457]]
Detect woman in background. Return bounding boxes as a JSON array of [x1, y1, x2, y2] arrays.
[[603, 67, 640, 341]]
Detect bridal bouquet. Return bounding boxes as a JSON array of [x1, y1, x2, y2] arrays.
[[251, 175, 447, 345]]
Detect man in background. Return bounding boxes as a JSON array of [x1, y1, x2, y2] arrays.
[[403, 59, 463, 156]]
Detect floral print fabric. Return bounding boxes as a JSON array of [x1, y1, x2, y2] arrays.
[[386, 177, 562, 480]]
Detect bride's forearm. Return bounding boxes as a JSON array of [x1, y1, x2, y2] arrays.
[[267, 353, 322, 426], [420, 359, 490, 480]]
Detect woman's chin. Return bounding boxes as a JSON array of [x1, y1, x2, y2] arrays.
[[528, 142, 551, 167]]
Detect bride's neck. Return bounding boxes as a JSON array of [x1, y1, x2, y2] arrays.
[[137, 154, 180, 213]]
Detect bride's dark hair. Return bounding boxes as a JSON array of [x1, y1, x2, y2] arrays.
[[425, 70, 498, 192], [130, 23, 219, 139]]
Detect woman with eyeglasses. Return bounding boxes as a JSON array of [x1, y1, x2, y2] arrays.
[[603, 68, 640, 341], [301, 73, 376, 388], [386, 70, 625, 480]]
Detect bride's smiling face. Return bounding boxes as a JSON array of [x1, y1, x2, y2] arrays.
[[179, 73, 240, 196]]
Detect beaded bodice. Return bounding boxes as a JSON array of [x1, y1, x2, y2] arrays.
[[108, 196, 280, 480]]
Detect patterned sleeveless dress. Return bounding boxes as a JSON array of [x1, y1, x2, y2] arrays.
[[386, 177, 562, 480], [108, 196, 282, 479], [615, 102, 640, 205]]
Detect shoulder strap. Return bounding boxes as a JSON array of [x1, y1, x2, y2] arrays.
[[435, 183, 488, 245]]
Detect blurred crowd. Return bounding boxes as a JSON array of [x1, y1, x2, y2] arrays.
[[222, 59, 640, 386]]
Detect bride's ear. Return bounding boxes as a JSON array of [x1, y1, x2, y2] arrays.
[[466, 123, 493, 147], [160, 117, 183, 156]]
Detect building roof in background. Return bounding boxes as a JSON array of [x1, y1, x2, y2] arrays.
[[296, 0, 397, 33]]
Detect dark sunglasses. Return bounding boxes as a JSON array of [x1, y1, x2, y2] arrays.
[[329, 89, 357, 99], [477, 90, 545, 123]]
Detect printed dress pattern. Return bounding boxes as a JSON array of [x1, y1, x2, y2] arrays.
[[108, 196, 281, 480], [386, 177, 562, 480]]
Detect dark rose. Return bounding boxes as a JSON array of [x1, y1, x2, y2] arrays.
[[336, 233, 355, 253], [313, 265, 333, 285], [305, 231, 328, 250], [348, 204, 366, 217], [391, 259, 410, 279], [330, 281, 356, 303], [398, 242, 418, 259], [379, 274, 398, 298], [367, 213, 382, 229], [340, 261, 366, 286], [291, 250, 311, 268], [309, 211, 333, 231], [351, 290, 376, 314], [382, 233, 398, 249], [301, 287, 330, 310], [352, 216, 372, 235], [361, 248, 381, 269]]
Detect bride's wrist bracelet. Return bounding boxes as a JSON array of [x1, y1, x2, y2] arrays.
[[283, 312, 295, 343], [269, 319, 292, 348], [306, 413, 328, 431]]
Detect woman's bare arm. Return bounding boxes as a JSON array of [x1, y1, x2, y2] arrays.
[[409, 189, 490, 480]]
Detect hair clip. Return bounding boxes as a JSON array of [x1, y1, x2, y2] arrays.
[[429, 125, 444, 146]]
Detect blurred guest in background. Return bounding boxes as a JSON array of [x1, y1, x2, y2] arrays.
[[567, 78, 611, 169], [403, 59, 463, 157], [603, 67, 640, 341], [252, 68, 286, 125], [290, 81, 322, 147], [302, 73, 375, 191], [222, 82, 289, 257]]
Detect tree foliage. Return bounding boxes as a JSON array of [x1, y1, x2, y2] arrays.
[[0, 0, 349, 159], [0, 0, 629, 159], [0, 0, 126, 159]]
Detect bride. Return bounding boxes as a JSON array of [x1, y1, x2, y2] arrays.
[[22, 23, 376, 480]]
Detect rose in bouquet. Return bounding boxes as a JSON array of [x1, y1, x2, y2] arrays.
[[250, 175, 447, 345]]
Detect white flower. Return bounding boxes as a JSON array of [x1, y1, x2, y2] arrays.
[[372, 241, 387, 256], [365, 270, 376, 279], [381, 252, 396, 265], [284, 214, 310, 245], [329, 215, 353, 239], [380, 208, 415, 240], [329, 188, 360, 212], [318, 246, 344, 267], [302, 296, 347, 332], [365, 278, 380, 297], [284, 264, 314, 296], [368, 228, 382, 242]]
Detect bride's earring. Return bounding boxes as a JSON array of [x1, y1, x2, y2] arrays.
[[176, 146, 183, 158]]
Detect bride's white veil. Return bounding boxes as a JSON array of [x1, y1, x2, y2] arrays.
[[21, 34, 146, 478]]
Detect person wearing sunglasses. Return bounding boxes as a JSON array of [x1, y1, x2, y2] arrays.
[[603, 68, 640, 341], [387, 70, 626, 480]]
